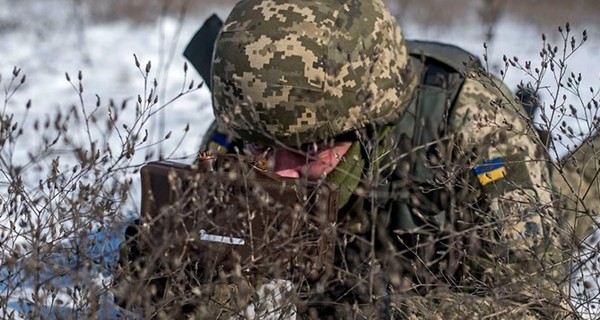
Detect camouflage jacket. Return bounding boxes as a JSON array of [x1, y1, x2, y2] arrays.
[[200, 41, 573, 318]]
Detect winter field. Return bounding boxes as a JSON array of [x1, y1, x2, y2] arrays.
[[1, 0, 599, 318]]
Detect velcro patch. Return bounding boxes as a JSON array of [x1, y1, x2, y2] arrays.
[[473, 157, 506, 186], [209, 132, 231, 154], [474, 153, 533, 197]]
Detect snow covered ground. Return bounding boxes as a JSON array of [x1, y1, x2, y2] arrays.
[[0, 1, 599, 318]]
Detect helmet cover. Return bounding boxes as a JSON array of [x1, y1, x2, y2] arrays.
[[212, 0, 415, 146]]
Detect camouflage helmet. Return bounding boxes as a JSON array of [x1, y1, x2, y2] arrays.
[[211, 0, 415, 146]]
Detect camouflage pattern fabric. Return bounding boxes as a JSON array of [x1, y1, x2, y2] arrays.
[[552, 134, 600, 245], [393, 293, 542, 320], [203, 0, 576, 318], [322, 69, 572, 319], [450, 74, 552, 258], [200, 77, 575, 319], [439, 71, 572, 318], [211, 0, 416, 146]]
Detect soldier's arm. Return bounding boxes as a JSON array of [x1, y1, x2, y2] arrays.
[[552, 132, 600, 244], [448, 72, 572, 314], [450, 73, 555, 255]]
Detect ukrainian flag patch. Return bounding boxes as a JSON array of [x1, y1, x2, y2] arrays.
[[208, 132, 230, 154], [473, 157, 507, 186]]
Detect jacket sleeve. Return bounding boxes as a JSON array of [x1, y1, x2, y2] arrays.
[[450, 74, 555, 254], [448, 72, 572, 315]]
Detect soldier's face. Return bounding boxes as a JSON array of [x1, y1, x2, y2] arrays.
[[247, 141, 353, 180]]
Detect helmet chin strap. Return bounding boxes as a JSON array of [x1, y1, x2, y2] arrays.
[[324, 140, 365, 210]]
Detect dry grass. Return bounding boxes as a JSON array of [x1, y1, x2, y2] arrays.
[[1, 1, 599, 319]]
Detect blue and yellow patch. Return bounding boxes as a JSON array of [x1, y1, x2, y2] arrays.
[[473, 157, 507, 186], [208, 132, 230, 154]]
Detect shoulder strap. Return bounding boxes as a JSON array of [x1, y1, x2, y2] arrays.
[[391, 40, 477, 182], [406, 40, 482, 74], [373, 41, 482, 231]]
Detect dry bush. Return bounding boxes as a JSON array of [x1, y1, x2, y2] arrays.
[[109, 23, 596, 320], [494, 23, 600, 318], [0, 58, 202, 319], [1, 2, 599, 318]]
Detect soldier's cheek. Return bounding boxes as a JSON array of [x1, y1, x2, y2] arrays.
[[302, 162, 335, 180], [272, 142, 353, 180], [304, 145, 351, 180]]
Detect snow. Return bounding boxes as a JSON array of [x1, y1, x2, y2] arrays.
[[1, 2, 599, 319]]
